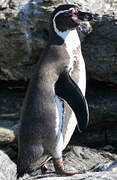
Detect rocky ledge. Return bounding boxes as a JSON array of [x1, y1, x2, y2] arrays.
[[1, 145, 117, 180]]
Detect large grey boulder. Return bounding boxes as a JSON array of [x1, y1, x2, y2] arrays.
[[83, 16, 117, 85], [81, 82, 117, 146], [0, 0, 117, 85], [19, 172, 117, 180], [0, 150, 17, 180]]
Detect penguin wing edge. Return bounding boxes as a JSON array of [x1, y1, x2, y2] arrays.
[[55, 70, 89, 133]]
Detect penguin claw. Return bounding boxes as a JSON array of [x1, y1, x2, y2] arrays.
[[41, 163, 55, 174], [53, 158, 78, 176], [56, 169, 79, 176]]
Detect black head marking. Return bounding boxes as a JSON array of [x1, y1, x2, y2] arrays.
[[52, 4, 79, 32], [52, 4, 77, 17], [52, 4, 95, 32]]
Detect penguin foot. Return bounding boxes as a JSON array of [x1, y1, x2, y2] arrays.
[[53, 158, 78, 176], [41, 163, 55, 174]]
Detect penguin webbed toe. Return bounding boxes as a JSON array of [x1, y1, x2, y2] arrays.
[[53, 157, 78, 175]]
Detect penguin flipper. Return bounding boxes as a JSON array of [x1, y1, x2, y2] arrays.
[[55, 70, 89, 132]]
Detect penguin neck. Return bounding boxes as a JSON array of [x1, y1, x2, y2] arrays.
[[51, 26, 82, 77], [52, 23, 80, 49], [49, 20, 80, 47], [61, 29, 80, 49]]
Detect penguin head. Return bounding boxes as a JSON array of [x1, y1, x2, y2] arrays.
[[52, 4, 94, 32]]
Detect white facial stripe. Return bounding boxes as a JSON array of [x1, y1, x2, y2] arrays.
[[53, 8, 74, 20], [53, 8, 74, 39]]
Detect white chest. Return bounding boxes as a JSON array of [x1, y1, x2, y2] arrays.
[[65, 29, 80, 51], [64, 30, 86, 95], [53, 22, 81, 74], [64, 30, 81, 74]]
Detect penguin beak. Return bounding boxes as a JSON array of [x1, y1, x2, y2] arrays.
[[73, 10, 97, 23]]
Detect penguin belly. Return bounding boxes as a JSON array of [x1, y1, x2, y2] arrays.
[[55, 40, 87, 149], [54, 93, 76, 152], [62, 103, 77, 150]]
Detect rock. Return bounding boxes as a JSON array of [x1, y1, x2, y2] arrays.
[[0, 86, 24, 122], [0, 150, 17, 180], [19, 172, 117, 180], [0, 86, 24, 145], [0, 125, 15, 145], [18, 145, 117, 180], [83, 16, 117, 85], [0, 0, 117, 83], [76, 1, 117, 85], [86, 81, 117, 127], [0, 120, 19, 146], [0, 146, 113, 179], [75, 81, 117, 146], [1, 144, 17, 161], [62, 146, 116, 171], [0, 0, 10, 9], [0, 130, 117, 180], [0, 0, 49, 81]]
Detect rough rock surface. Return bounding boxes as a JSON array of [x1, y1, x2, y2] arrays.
[[18, 145, 117, 179], [19, 172, 117, 180], [83, 16, 117, 85], [0, 150, 16, 180], [1, 145, 117, 180], [0, 0, 117, 85], [80, 81, 117, 146], [0, 86, 24, 145]]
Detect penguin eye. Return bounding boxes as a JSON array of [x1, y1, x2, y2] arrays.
[[65, 11, 72, 17]]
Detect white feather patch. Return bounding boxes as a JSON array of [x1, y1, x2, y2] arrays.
[[62, 111, 77, 150], [54, 95, 64, 130], [53, 95, 64, 158]]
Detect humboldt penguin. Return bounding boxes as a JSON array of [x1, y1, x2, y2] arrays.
[[17, 4, 94, 177]]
